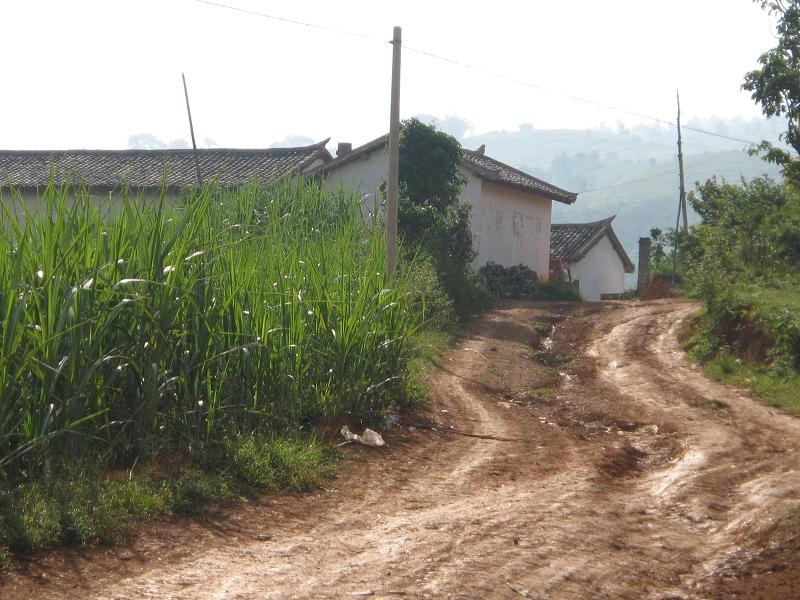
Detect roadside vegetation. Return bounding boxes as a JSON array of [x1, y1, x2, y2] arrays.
[[0, 179, 425, 565], [649, 2, 800, 413], [668, 177, 800, 413]]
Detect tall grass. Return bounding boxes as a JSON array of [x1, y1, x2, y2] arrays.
[[0, 179, 419, 482]]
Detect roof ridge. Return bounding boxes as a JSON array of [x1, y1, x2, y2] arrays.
[[552, 216, 615, 228], [0, 142, 329, 155]]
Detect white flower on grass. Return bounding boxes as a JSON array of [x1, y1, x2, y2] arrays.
[[163, 265, 176, 275], [36, 269, 44, 280]]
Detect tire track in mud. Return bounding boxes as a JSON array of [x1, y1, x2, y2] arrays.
[[4, 300, 799, 599]]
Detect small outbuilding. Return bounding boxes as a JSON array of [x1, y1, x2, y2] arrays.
[[549, 216, 635, 300]]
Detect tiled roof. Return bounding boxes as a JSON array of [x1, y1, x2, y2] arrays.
[[0, 141, 332, 190], [462, 148, 578, 204], [550, 216, 635, 272], [308, 136, 577, 205]]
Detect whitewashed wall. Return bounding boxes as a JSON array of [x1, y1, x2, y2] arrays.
[[323, 150, 388, 218], [470, 180, 552, 282], [323, 155, 554, 281], [0, 190, 177, 230], [569, 234, 626, 300]]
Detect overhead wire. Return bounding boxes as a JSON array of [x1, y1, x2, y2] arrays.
[[576, 152, 729, 194], [189, 0, 767, 148], [190, 0, 383, 42]]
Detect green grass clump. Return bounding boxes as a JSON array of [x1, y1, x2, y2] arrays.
[[401, 329, 454, 408], [0, 437, 334, 562], [537, 280, 583, 301], [230, 436, 333, 491], [703, 354, 800, 415]]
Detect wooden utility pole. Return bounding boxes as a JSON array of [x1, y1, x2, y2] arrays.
[[676, 90, 688, 233], [182, 73, 203, 186], [387, 26, 402, 278]]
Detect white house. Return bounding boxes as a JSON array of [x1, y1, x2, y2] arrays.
[[310, 137, 578, 282], [549, 217, 635, 300]]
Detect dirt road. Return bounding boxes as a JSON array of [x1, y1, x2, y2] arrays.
[[4, 300, 800, 599]]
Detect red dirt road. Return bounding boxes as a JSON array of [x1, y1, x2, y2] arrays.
[[3, 300, 800, 599]]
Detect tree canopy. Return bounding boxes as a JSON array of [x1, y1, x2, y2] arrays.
[[744, 1, 800, 183], [396, 118, 488, 319]]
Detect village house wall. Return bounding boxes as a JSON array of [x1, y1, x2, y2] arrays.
[[322, 150, 387, 218], [569, 234, 626, 301], [1, 190, 177, 229], [469, 180, 552, 282]]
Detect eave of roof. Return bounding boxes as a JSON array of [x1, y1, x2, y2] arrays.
[[550, 216, 635, 273], [305, 135, 387, 177], [462, 148, 578, 205]]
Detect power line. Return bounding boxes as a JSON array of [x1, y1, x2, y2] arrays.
[[576, 153, 725, 195], [190, 0, 382, 42], [577, 170, 677, 194], [190, 0, 765, 148], [403, 44, 763, 146]]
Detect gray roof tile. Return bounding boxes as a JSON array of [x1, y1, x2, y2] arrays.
[[0, 142, 331, 190], [550, 216, 635, 272], [463, 149, 578, 204]]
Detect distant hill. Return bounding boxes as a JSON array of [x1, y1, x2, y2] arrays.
[[446, 118, 785, 286]]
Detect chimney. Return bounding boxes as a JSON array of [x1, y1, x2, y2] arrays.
[[637, 237, 652, 293], [337, 142, 352, 158]]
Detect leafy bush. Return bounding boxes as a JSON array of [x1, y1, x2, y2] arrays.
[[668, 174, 800, 406], [397, 119, 490, 319], [538, 281, 583, 302]]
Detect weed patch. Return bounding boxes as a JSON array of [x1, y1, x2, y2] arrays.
[[0, 437, 334, 564]]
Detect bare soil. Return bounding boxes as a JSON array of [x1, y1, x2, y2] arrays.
[[3, 300, 800, 599]]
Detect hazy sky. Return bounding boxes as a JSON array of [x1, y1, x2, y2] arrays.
[[0, 0, 778, 150]]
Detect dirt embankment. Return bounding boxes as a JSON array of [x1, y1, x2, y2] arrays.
[[3, 300, 800, 599]]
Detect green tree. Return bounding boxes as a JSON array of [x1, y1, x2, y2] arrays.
[[396, 118, 488, 319], [687, 176, 798, 271], [743, 1, 800, 183]]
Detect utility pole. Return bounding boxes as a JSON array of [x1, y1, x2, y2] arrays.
[[387, 26, 402, 278], [182, 73, 203, 186], [676, 90, 688, 233]]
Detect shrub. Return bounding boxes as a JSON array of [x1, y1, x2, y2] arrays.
[[538, 281, 583, 301]]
